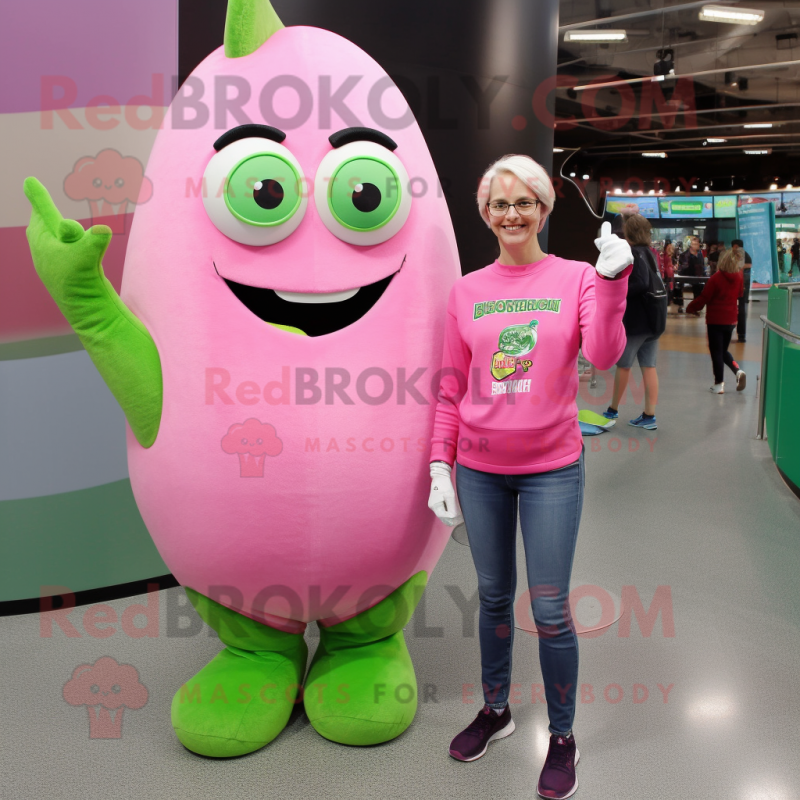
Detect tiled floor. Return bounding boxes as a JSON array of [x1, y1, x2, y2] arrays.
[[2, 300, 799, 800]]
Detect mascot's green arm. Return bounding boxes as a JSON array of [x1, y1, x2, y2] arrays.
[[23, 177, 163, 448]]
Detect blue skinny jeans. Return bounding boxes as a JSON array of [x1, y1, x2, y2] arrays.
[[455, 451, 584, 735]]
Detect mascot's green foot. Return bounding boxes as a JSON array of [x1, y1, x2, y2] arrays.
[[304, 572, 427, 745], [171, 589, 307, 758]]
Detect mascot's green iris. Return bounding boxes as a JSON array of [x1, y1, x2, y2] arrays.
[[224, 153, 302, 226], [328, 157, 400, 231]]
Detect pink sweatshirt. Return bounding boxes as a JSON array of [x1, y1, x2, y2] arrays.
[[429, 255, 631, 474]]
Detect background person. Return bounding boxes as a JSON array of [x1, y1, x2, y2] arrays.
[[687, 249, 746, 394], [730, 239, 752, 342], [427, 154, 632, 800], [708, 241, 724, 275], [602, 214, 662, 431], [707, 243, 718, 274], [674, 236, 704, 313]]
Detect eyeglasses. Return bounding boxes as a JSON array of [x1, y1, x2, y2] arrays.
[[487, 200, 540, 217]]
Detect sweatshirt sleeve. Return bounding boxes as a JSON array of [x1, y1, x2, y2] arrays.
[[687, 272, 718, 314], [580, 264, 631, 371], [429, 286, 471, 467]]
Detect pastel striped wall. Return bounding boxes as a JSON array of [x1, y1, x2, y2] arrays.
[[0, 0, 178, 603]]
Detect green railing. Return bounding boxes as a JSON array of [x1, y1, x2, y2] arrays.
[[757, 284, 800, 496]]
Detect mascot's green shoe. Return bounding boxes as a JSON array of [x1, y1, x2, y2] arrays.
[[171, 589, 308, 757], [304, 572, 426, 745]]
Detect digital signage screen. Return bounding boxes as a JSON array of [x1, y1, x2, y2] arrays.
[[737, 192, 781, 210], [713, 195, 737, 219], [604, 196, 660, 218], [658, 196, 714, 219], [780, 192, 800, 215]]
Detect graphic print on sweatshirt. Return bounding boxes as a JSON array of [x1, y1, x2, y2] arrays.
[[472, 296, 563, 395], [491, 320, 539, 390]]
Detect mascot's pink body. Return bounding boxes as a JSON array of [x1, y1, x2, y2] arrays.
[[122, 27, 460, 631]]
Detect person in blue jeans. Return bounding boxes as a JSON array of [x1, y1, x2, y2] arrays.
[[427, 154, 632, 800]]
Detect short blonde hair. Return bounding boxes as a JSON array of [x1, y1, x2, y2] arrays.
[[717, 249, 743, 274], [476, 154, 556, 233], [623, 213, 652, 247]]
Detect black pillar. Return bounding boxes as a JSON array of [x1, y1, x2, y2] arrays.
[[179, 0, 560, 273]]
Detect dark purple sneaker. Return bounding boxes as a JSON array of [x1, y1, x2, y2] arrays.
[[537, 733, 580, 798], [449, 705, 515, 762]]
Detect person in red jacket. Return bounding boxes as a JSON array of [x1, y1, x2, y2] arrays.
[[687, 249, 746, 393]]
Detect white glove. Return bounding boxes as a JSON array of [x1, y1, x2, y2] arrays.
[[428, 461, 464, 527], [594, 221, 633, 279]]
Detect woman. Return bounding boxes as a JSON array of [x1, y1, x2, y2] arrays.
[[426, 155, 632, 800], [660, 241, 676, 308], [687, 249, 746, 393], [602, 213, 662, 431]]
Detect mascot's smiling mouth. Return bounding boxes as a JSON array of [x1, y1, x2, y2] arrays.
[[214, 257, 403, 337]]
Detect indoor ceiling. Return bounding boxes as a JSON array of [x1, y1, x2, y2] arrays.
[[555, 0, 800, 175]]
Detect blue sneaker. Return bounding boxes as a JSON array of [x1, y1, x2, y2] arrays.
[[629, 413, 657, 430], [601, 409, 618, 420]]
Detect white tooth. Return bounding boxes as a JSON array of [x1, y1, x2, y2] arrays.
[[274, 288, 359, 304]]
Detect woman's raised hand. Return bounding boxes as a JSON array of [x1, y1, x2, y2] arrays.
[[594, 221, 633, 279]]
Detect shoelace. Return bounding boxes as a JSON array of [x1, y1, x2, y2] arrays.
[[464, 708, 498, 738], [546, 736, 574, 773]]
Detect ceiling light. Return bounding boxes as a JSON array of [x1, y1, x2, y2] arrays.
[[642, 152, 667, 158], [569, 172, 576, 177], [704, 186, 710, 191], [699, 5, 764, 25], [553, 148, 564, 153], [787, 184, 794, 189], [743, 123, 772, 128], [565, 30, 628, 43], [770, 183, 778, 190], [744, 149, 771, 155], [706, 138, 727, 143], [649, 190, 655, 195], [582, 174, 590, 180]]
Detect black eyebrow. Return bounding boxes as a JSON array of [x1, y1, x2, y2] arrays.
[[213, 124, 286, 152], [329, 127, 397, 151]]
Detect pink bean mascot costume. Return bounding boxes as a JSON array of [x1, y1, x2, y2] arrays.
[[24, 0, 459, 756]]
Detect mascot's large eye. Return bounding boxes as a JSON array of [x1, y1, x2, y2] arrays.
[[202, 138, 308, 246], [329, 159, 398, 230], [315, 141, 411, 246]]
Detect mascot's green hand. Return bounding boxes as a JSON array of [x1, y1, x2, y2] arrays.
[[23, 176, 163, 449], [24, 177, 113, 301]]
